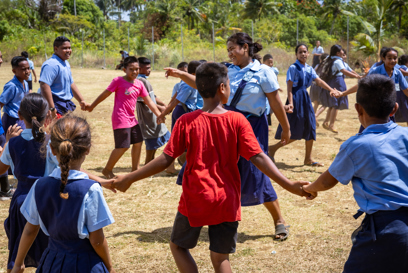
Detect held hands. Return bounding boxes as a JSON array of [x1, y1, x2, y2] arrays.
[[99, 179, 117, 193], [6, 124, 23, 142], [302, 184, 318, 200], [80, 101, 91, 111], [112, 174, 132, 192], [291, 181, 317, 200], [330, 88, 342, 98], [284, 104, 294, 113], [280, 129, 291, 145], [84, 104, 95, 112]]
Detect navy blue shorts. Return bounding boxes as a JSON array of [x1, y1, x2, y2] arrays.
[[144, 131, 170, 150], [344, 207, 408, 273], [113, 125, 143, 149]]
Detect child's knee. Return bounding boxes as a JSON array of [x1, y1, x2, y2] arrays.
[[114, 147, 129, 153], [210, 251, 229, 266], [170, 241, 186, 252]]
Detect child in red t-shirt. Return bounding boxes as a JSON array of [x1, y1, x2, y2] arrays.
[[87, 56, 163, 178], [113, 63, 311, 273]]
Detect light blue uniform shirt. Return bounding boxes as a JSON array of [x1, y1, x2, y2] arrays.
[[39, 54, 74, 101], [329, 122, 408, 214], [0, 129, 59, 177], [271, 67, 279, 76], [400, 65, 408, 82], [171, 82, 181, 98], [331, 56, 346, 76], [0, 76, 29, 118], [312, 46, 324, 54], [344, 62, 353, 72], [21, 169, 115, 239], [176, 81, 198, 111], [227, 60, 280, 116], [286, 60, 319, 88], [367, 64, 408, 92], [27, 58, 35, 82]]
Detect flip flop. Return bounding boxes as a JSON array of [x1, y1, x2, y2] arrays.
[[274, 224, 290, 241], [305, 162, 324, 167], [322, 123, 338, 134]]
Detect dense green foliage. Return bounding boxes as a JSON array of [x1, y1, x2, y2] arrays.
[[1, 0, 408, 67]]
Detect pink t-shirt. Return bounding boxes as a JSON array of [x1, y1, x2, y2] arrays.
[[106, 76, 149, 130]]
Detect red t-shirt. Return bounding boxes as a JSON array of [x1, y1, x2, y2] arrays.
[[164, 110, 263, 227]]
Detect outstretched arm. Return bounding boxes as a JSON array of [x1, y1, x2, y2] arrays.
[[400, 69, 408, 77], [142, 95, 163, 122], [250, 153, 311, 198], [87, 90, 112, 112], [303, 170, 338, 197], [71, 83, 88, 110], [113, 153, 174, 192], [164, 68, 197, 89], [338, 84, 358, 98], [11, 222, 41, 273], [158, 98, 180, 121]]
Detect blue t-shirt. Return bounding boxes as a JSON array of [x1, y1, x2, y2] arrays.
[[27, 58, 35, 82], [0, 129, 58, 177], [0, 76, 29, 118], [21, 169, 115, 239], [312, 46, 324, 54], [331, 56, 346, 76], [400, 65, 408, 82], [329, 122, 408, 214], [171, 82, 181, 98], [176, 81, 199, 111], [227, 60, 280, 116], [39, 54, 74, 101], [286, 60, 319, 89], [121, 51, 129, 59], [367, 64, 408, 92]]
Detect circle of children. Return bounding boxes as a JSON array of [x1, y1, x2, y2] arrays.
[[0, 32, 407, 273]]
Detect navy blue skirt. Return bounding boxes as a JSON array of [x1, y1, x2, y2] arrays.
[[171, 105, 187, 130], [319, 76, 349, 110], [275, 88, 316, 141], [5, 188, 48, 269], [52, 94, 76, 116], [2, 113, 26, 133], [309, 82, 321, 103], [344, 207, 408, 273], [394, 91, 408, 122]]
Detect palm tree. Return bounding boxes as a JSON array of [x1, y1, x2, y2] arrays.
[[96, 0, 114, 20], [391, 0, 408, 31], [321, 0, 354, 35], [243, 0, 281, 21], [181, 0, 203, 30]]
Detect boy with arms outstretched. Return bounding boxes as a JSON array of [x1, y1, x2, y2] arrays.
[[304, 74, 408, 273], [114, 63, 311, 273]]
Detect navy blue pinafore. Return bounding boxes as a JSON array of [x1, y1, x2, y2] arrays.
[[319, 62, 349, 110], [52, 93, 76, 115], [35, 177, 109, 273], [4, 136, 49, 269], [275, 62, 316, 141]]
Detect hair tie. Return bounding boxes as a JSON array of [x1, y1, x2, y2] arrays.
[[63, 139, 72, 143], [39, 126, 45, 133], [32, 116, 37, 120]]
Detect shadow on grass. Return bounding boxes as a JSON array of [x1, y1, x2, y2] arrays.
[[110, 227, 274, 244], [88, 167, 180, 178]]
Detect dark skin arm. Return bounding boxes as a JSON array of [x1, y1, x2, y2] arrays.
[[11, 222, 40, 273], [164, 68, 197, 89], [303, 170, 339, 198], [89, 228, 115, 272]]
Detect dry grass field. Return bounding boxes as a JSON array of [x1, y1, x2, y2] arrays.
[[0, 63, 393, 272]]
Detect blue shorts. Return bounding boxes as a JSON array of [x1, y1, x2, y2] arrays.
[[144, 131, 170, 150]]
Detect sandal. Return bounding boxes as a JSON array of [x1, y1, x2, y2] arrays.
[[274, 224, 290, 241], [322, 123, 338, 134], [165, 170, 180, 176], [305, 162, 324, 167]]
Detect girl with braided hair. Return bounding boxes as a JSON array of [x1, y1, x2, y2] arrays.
[[11, 114, 116, 273]]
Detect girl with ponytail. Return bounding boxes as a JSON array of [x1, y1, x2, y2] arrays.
[[11, 114, 115, 273]]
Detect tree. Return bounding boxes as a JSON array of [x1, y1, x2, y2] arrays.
[[321, 0, 354, 35], [95, 0, 114, 20], [243, 0, 281, 21], [26, 0, 63, 22], [181, 0, 203, 30], [391, 0, 408, 31], [63, 0, 103, 23]]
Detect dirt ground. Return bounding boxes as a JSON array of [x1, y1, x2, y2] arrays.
[[0, 64, 391, 272]]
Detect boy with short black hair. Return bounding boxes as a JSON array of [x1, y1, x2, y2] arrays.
[[170, 62, 189, 103], [262, 54, 279, 76], [304, 74, 408, 273], [113, 62, 310, 273], [21, 51, 37, 92], [87, 56, 163, 178]]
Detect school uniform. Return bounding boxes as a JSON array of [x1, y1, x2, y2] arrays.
[[0, 76, 28, 132], [312, 46, 324, 68], [136, 74, 170, 150], [319, 56, 348, 110], [172, 81, 199, 130], [2, 130, 58, 269], [39, 54, 76, 115], [261, 64, 279, 124], [400, 65, 408, 84], [309, 64, 322, 103], [367, 64, 408, 122], [275, 60, 317, 141], [21, 169, 114, 272], [27, 58, 35, 90], [329, 122, 408, 273]]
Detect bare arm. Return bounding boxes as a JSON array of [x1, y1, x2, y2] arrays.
[[164, 68, 197, 89], [402, 88, 408, 98], [89, 229, 115, 272], [340, 69, 360, 79], [250, 153, 311, 197], [339, 84, 358, 97], [142, 95, 163, 121], [286, 80, 294, 113], [155, 96, 166, 107], [400, 69, 408, 77], [169, 92, 178, 105], [113, 153, 174, 192], [80, 169, 116, 193], [87, 90, 112, 112], [32, 69, 37, 83], [11, 222, 40, 272], [71, 83, 88, 110], [157, 98, 180, 120], [303, 170, 338, 196], [40, 81, 55, 109], [266, 90, 291, 145], [314, 77, 339, 97]]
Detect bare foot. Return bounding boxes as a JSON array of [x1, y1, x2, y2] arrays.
[[102, 168, 115, 179], [304, 160, 324, 167]]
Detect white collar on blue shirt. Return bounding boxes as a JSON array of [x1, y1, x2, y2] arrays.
[[49, 168, 89, 180]]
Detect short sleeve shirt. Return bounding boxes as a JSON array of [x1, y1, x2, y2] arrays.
[[312, 46, 324, 54], [227, 60, 280, 116], [286, 60, 318, 89], [121, 51, 129, 59], [164, 110, 263, 227], [328, 122, 408, 214], [367, 64, 408, 92], [21, 169, 115, 239], [331, 56, 346, 76], [106, 77, 149, 130], [39, 54, 74, 101], [0, 76, 29, 118], [27, 59, 35, 81], [176, 81, 198, 111]]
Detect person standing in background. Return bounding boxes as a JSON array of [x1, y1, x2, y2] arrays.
[[312, 41, 324, 68], [21, 51, 37, 93]]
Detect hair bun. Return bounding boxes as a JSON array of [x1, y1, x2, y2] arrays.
[[253, 42, 263, 53]]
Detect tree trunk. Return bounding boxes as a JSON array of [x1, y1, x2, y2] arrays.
[[330, 12, 338, 35], [398, 7, 402, 31]]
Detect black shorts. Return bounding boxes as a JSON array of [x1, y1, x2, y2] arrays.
[[27, 80, 33, 90], [170, 211, 238, 254], [113, 124, 143, 148]]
